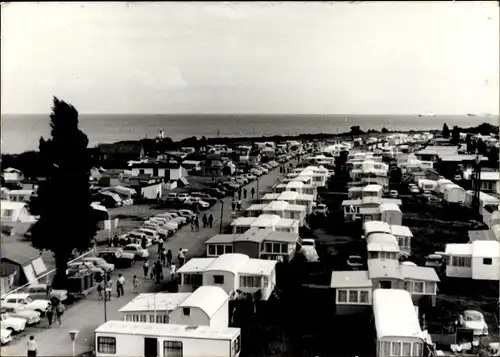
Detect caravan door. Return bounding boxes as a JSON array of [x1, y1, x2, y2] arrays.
[[144, 337, 158, 357]]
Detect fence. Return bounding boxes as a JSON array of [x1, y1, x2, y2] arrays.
[[1, 248, 97, 299]]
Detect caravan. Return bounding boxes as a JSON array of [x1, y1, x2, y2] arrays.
[[95, 321, 241, 357]]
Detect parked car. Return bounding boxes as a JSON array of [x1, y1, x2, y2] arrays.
[[205, 188, 226, 199], [23, 284, 68, 303], [223, 182, 241, 192], [234, 176, 249, 185], [189, 192, 203, 198], [158, 213, 186, 227], [185, 197, 210, 209], [1, 306, 40, 325], [410, 187, 420, 194], [120, 230, 146, 245], [460, 310, 489, 336], [424, 253, 444, 268], [1, 328, 13, 345], [428, 196, 441, 204], [250, 168, 263, 177], [244, 173, 256, 181], [347, 255, 364, 269], [176, 193, 190, 202], [257, 166, 269, 174], [0, 313, 26, 333], [123, 243, 150, 259], [301, 238, 316, 249], [81, 257, 115, 273], [197, 193, 218, 205], [135, 228, 159, 243], [166, 193, 177, 200], [176, 209, 196, 222], [67, 262, 104, 276], [142, 223, 173, 238], [1, 294, 50, 316], [313, 204, 328, 216], [389, 190, 399, 198], [98, 248, 135, 268], [147, 218, 178, 233], [299, 245, 320, 262]]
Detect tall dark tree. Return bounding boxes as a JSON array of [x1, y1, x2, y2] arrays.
[[451, 126, 460, 145], [442, 123, 450, 138], [465, 134, 473, 153], [30, 97, 97, 289]]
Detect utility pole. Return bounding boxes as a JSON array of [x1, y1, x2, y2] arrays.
[[472, 150, 482, 219], [219, 199, 224, 234], [103, 274, 108, 322]]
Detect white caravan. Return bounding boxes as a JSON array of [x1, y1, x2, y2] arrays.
[[95, 320, 241, 357]]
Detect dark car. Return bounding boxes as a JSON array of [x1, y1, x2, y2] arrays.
[[197, 193, 217, 205], [98, 248, 135, 268], [205, 188, 226, 199]]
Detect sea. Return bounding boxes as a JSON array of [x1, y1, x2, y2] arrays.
[[1, 114, 498, 154]]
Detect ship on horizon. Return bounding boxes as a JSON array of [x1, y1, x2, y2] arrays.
[[418, 113, 436, 117]]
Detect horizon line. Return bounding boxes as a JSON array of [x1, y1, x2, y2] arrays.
[[2, 113, 498, 117]]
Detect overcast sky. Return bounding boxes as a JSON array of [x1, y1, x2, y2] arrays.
[[1, 1, 498, 115]]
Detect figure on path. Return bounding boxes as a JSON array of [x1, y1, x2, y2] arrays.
[[208, 214, 214, 228]]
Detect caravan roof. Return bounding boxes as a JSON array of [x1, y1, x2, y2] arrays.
[[390, 225, 413, 237], [177, 286, 229, 318], [372, 289, 423, 339], [363, 221, 391, 236], [204, 254, 250, 274], [119, 293, 191, 313], [95, 320, 240, 340]]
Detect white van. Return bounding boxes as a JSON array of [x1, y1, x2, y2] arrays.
[[95, 321, 241, 357]]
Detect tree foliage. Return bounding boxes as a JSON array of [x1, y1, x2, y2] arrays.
[[30, 97, 97, 289], [442, 123, 450, 138], [451, 126, 460, 145]]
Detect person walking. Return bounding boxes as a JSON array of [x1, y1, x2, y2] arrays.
[[133, 275, 139, 294], [251, 187, 255, 199], [116, 274, 125, 297], [208, 214, 214, 228], [143, 260, 150, 279], [106, 278, 112, 301], [231, 198, 236, 211], [27, 335, 37, 357], [243, 188, 247, 199], [237, 199, 242, 211], [154, 260, 163, 283], [46, 304, 53, 327], [178, 248, 185, 267], [190, 220, 195, 231], [157, 237, 164, 254], [202, 214, 208, 228], [238, 189, 242, 200], [141, 236, 148, 250], [55, 302, 64, 327], [112, 235, 119, 247], [97, 280, 104, 299], [169, 263, 177, 281], [160, 248, 166, 267], [166, 249, 173, 268], [194, 215, 200, 231]]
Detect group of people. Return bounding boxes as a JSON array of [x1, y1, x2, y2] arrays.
[[96, 273, 126, 300], [45, 297, 65, 328]]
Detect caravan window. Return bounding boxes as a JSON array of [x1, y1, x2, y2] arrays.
[[402, 342, 411, 356], [413, 342, 423, 356], [140, 315, 147, 322], [379, 341, 391, 356], [483, 258, 492, 265], [163, 341, 183, 357], [98, 337, 116, 354], [391, 342, 401, 355]]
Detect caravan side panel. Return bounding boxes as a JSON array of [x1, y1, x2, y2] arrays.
[[95, 333, 232, 357]]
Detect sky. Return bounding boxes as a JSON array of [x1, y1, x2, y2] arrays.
[[1, 1, 499, 115]]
